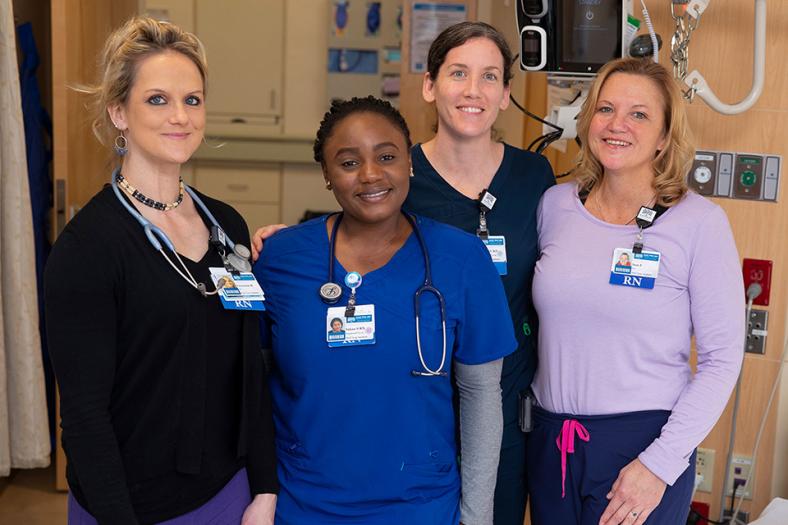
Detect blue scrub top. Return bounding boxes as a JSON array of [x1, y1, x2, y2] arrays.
[[254, 214, 516, 525]]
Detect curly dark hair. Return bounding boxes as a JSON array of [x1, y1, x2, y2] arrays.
[[313, 96, 412, 164]]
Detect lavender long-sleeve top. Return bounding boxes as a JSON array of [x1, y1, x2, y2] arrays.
[[531, 182, 744, 485]]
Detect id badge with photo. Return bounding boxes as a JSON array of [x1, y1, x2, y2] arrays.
[[326, 304, 376, 348], [209, 267, 265, 311], [608, 248, 661, 289]]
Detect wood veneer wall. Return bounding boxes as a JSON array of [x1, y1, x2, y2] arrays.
[[51, 0, 137, 490], [519, 0, 788, 519]]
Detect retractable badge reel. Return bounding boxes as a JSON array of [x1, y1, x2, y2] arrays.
[[477, 189, 508, 275], [477, 190, 497, 240], [344, 271, 362, 317], [633, 206, 657, 254]]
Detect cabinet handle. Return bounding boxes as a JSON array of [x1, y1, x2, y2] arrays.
[[227, 183, 250, 192]]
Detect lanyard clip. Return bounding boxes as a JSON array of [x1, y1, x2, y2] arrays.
[[345, 291, 356, 318], [477, 210, 489, 240], [633, 227, 644, 254], [635, 206, 657, 229], [210, 225, 227, 255], [477, 189, 497, 241]]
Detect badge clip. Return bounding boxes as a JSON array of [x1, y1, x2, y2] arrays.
[[344, 272, 362, 318], [477, 189, 497, 241], [633, 228, 644, 254]]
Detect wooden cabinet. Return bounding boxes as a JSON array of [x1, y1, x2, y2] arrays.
[[142, 0, 286, 137], [193, 164, 281, 234], [195, 0, 284, 135]]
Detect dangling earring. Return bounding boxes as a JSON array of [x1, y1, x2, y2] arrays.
[[325, 180, 333, 190], [409, 167, 414, 178], [114, 129, 128, 157]]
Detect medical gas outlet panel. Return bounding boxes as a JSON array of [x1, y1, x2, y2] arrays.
[[688, 151, 781, 202]]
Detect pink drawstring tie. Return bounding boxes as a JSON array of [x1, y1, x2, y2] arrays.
[[555, 419, 590, 498]]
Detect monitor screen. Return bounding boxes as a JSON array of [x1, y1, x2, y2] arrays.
[[560, 0, 620, 70]]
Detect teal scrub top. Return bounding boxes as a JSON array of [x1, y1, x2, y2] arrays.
[[254, 214, 516, 524]]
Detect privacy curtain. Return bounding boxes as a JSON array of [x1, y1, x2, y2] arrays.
[[0, 0, 51, 476]]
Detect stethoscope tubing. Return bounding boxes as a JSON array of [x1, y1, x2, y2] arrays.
[[324, 211, 448, 377], [111, 167, 238, 253], [110, 167, 237, 295]]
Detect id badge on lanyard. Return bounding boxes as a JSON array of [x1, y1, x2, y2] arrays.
[[478, 189, 508, 275], [326, 271, 376, 347], [609, 206, 662, 290], [209, 268, 266, 310]]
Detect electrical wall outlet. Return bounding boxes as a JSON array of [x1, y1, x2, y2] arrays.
[[742, 258, 773, 306], [725, 455, 753, 499], [746, 309, 768, 354], [695, 448, 715, 493], [690, 501, 710, 523]]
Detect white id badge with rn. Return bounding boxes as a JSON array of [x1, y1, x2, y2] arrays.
[[326, 304, 376, 348], [209, 267, 266, 311], [608, 248, 661, 289], [482, 235, 508, 275]]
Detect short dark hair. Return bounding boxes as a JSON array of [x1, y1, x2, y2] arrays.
[[313, 96, 412, 164], [427, 21, 514, 86]]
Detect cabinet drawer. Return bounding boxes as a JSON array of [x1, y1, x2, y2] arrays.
[[230, 202, 281, 236], [195, 166, 280, 203]]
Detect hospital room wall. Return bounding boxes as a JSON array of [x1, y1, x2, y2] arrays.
[[41, 0, 788, 512], [518, 0, 788, 518]]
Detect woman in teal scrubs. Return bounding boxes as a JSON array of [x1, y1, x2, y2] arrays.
[[253, 96, 516, 524]]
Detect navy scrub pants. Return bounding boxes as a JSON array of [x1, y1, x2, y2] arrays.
[[527, 407, 696, 525]]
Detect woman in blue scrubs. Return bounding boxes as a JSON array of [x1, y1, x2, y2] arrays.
[[253, 96, 516, 524]]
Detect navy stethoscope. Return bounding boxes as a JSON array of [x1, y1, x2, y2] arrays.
[[111, 167, 252, 296], [319, 211, 448, 377]]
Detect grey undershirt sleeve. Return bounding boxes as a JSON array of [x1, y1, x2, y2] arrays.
[[455, 358, 504, 525]]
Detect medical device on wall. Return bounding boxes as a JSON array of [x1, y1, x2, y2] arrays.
[[515, 0, 628, 76], [671, 0, 766, 115]]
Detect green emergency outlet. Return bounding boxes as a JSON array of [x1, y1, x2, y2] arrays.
[[740, 170, 757, 187]]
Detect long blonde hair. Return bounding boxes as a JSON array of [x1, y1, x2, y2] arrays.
[[78, 16, 208, 148], [574, 58, 695, 207]]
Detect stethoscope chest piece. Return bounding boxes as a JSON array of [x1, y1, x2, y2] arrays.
[[320, 282, 342, 303], [226, 249, 252, 273]]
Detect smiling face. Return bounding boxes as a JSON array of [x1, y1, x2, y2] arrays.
[[322, 111, 411, 226], [108, 50, 205, 169], [423, 37, 510, 140], [588, 73, 668, 178], [331, 319, 343, 332]]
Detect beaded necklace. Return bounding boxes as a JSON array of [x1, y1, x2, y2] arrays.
[[116, 172, 184, 211]]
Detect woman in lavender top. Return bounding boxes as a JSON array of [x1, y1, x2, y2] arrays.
[[528, 58, 744, 525]]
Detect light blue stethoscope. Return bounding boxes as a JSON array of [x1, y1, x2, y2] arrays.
[[111, 167, 252, 296], [319, 211, 448, 377]]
